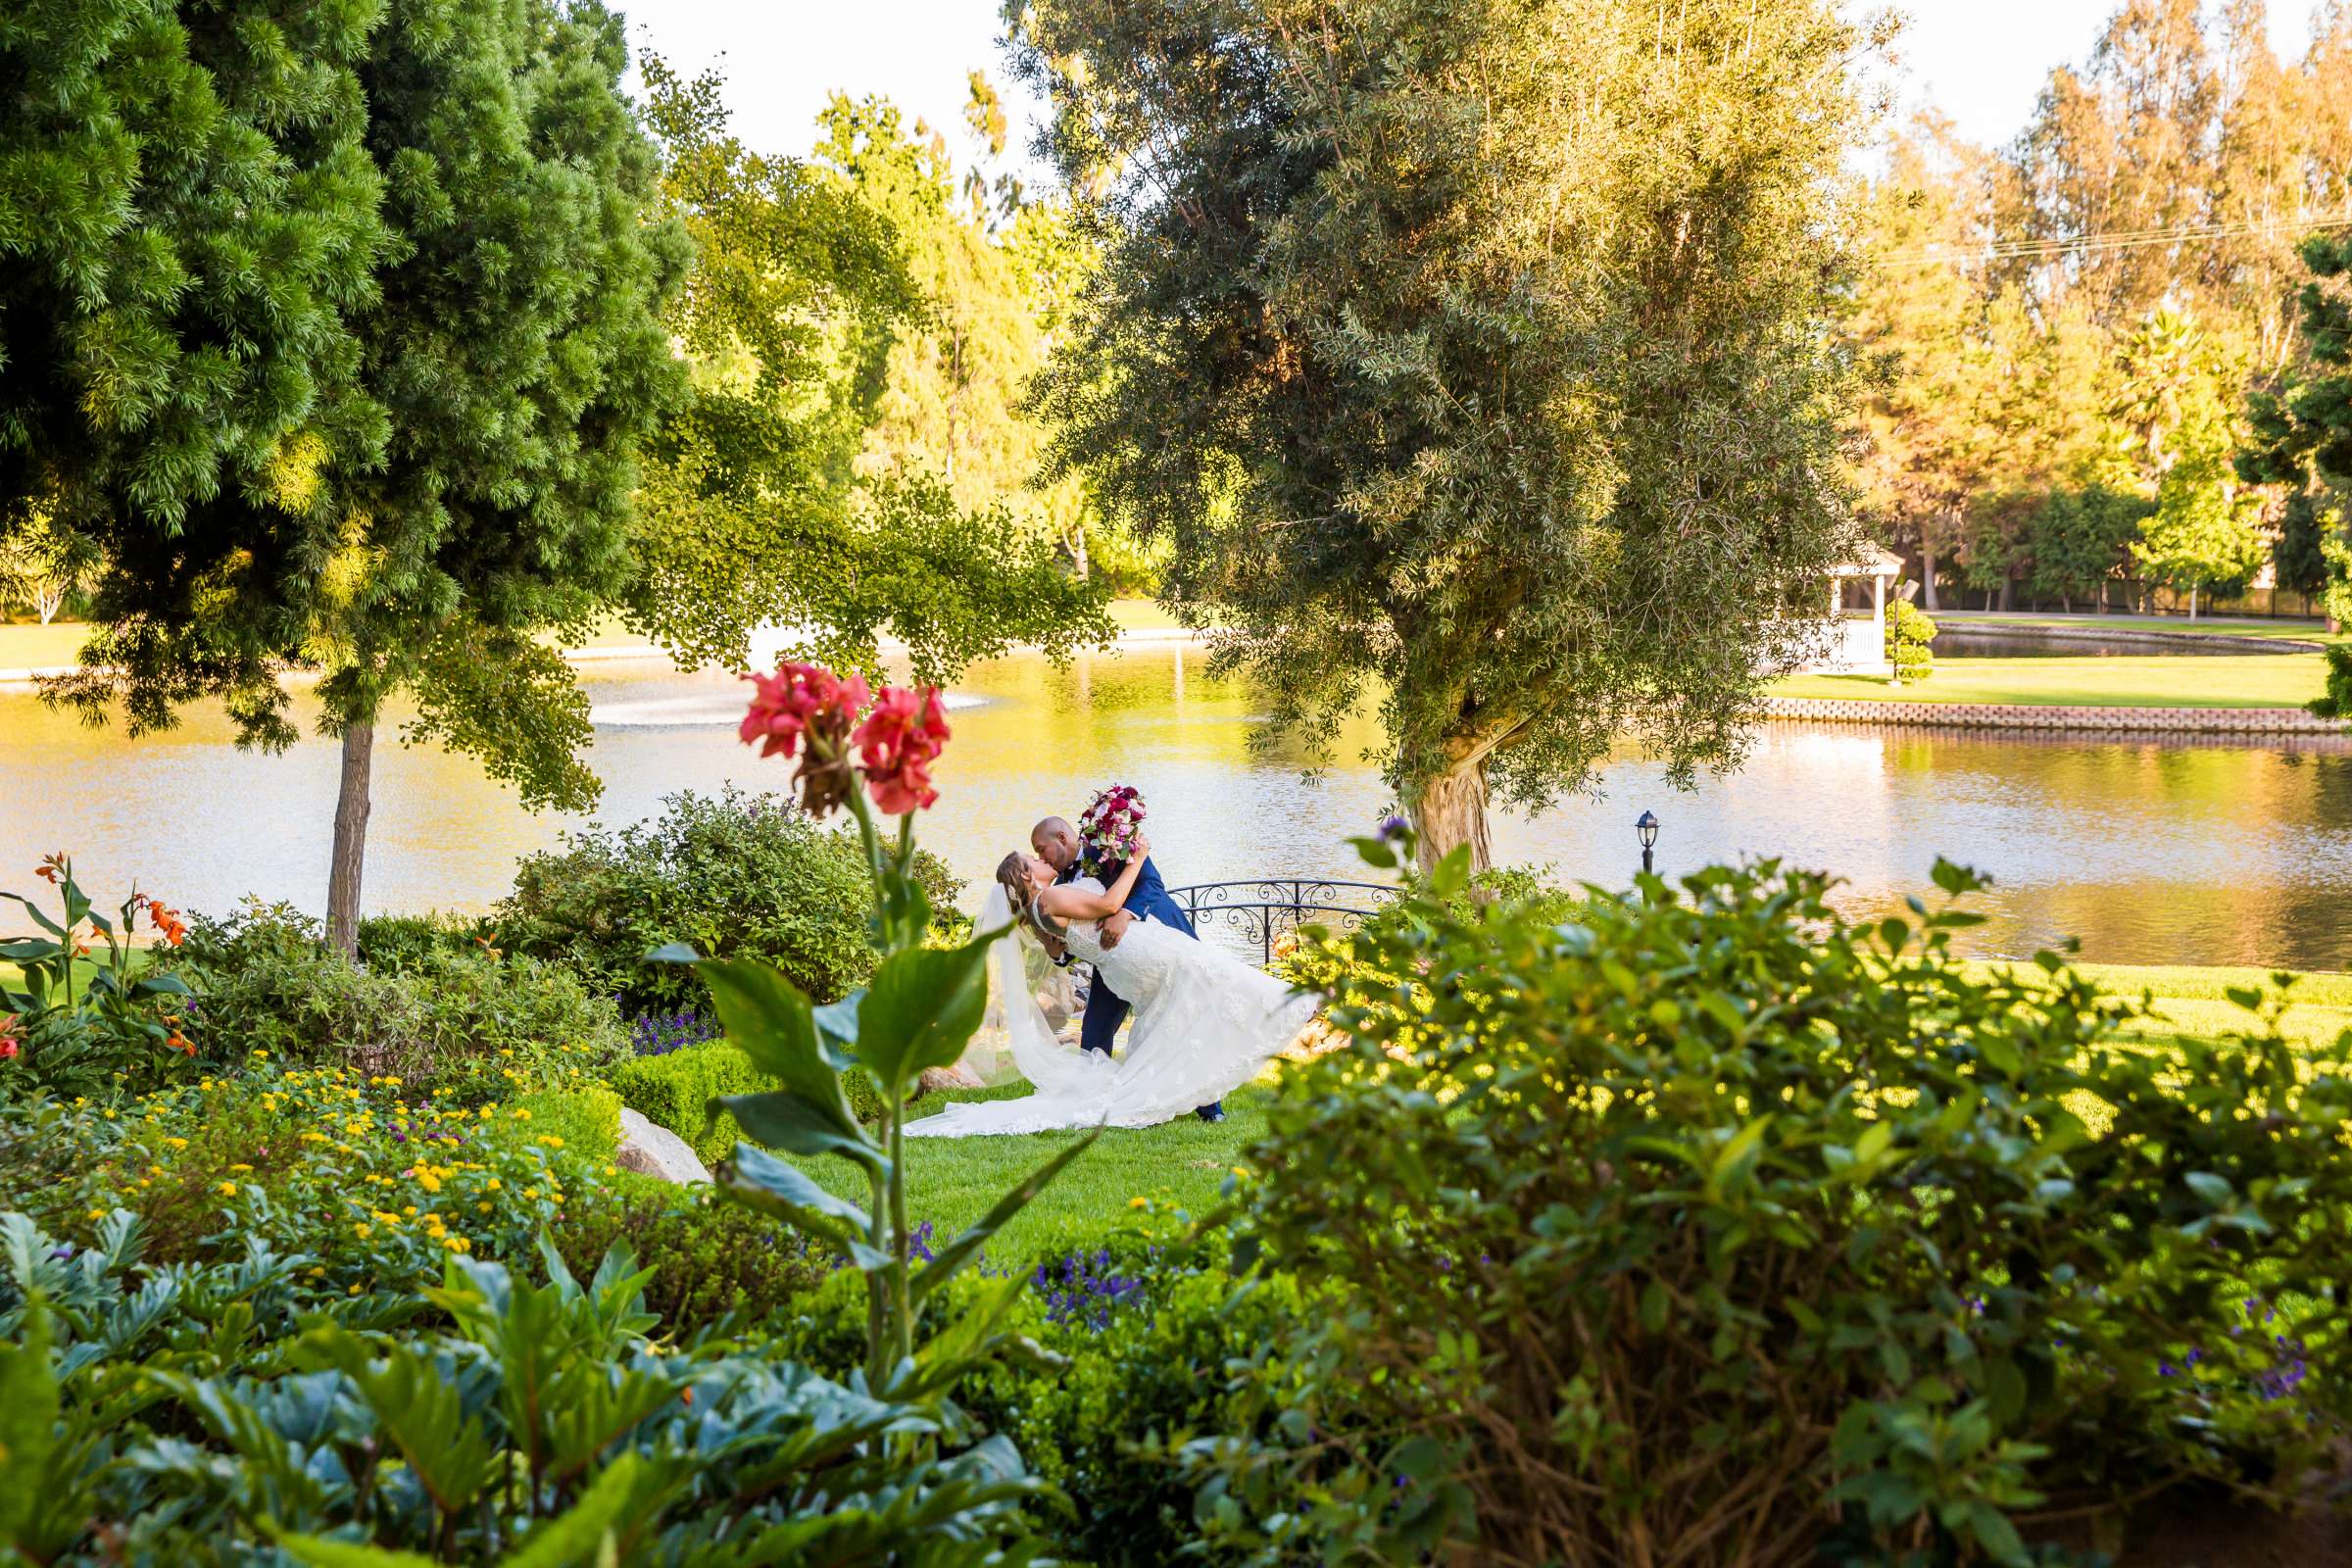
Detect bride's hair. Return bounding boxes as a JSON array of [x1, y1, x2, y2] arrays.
[[996, 852, 1058, 944]]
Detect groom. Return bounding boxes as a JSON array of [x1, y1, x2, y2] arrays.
[[1030, 814, 1224, 1123]]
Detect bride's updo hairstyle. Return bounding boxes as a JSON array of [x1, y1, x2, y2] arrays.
[[996, 853, 1054, 944]]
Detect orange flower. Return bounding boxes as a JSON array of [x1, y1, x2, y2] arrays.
[[33, 852, 67, 885]]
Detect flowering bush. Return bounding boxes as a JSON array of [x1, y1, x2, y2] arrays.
[[152, 898, 626, 1101], [629, 1004, 724, 1055], [1, 1063, 618, 1297], [1077, 782, 1148, 870], [1, 853, 196, 1096]]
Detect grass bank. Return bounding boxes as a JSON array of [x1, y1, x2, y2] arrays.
[[1938, 611, 2338, 644], [1770, 654, 2328, 709]]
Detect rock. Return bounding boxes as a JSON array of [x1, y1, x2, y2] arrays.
[[614, 1107, 710, 1186], [910, 1063, 984, 1102]]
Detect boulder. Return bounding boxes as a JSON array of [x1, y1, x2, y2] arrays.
[[614, 1107, 710, 1186], [911, 1063, 984, 1102]]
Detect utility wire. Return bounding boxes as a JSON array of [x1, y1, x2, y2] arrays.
[[1871, 212, 2352, 268]]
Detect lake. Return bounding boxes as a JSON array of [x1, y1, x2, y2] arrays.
[[6, 642, 2352, 971]]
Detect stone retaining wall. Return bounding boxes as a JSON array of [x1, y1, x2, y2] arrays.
[[1761, 697, 2343, 734]]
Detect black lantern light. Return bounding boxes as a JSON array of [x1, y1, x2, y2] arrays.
[[1635, 809, 1659, 877]]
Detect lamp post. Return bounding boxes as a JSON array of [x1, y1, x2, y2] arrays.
[[1636, 810, 1658, 878]]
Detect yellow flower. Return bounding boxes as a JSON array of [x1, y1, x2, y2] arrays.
[[523, 1187, 541, 1200], [537, 1135, 564, 1150], [477, 1201, 494, 1214], [402, 1204, 418, 1217], [510, 1108, 531, 1121], [485, 1178, 502, 1192], [228, 1162, 253, 1173], [1127, 1196, 1150, 1209], [217, 1182, 238, 1197], [84, 1208, 105, 1222], [102, 1110, 117, 1120], [308, 1266, 325, 1278], [354, 1223, 374, 1240], [478, 1106, 496, 1121], [348, 1284, 364, 1297]]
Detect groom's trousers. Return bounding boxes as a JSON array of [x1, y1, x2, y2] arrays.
[[1077, 964, 1223, 1122]]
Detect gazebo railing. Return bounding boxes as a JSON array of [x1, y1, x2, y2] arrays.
[[1166, 879, 1398, 966]]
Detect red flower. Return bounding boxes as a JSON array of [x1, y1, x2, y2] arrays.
[[853, 686, 951, 815], [0, 1014, 19, 1061], [33, 852, 66, 885], [742, 662, 871, 816], [133, 893, 189, 947]]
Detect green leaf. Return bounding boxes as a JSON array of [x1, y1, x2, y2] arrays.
[[854, 931, 1000, 1096], [694, 957, 859, 1133], [1707, 1116, 1772, 1197], [1348, 836, 1398, 869], [645, 942, 702, 965], [503, 1453, 643, 1568], [268, 1526, 440, 1568], [718, 1143, 874, 1254], [2184, 1171, 2233, 1206], [912, 1128, 1102, 1303], [0, 1298, 59, 1549], [718, 1091, 887, 1176]]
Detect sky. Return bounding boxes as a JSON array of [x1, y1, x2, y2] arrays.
[[619, 1, 2321, 178]]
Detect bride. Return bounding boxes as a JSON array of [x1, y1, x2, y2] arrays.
[[905, 835, 1319, 1137]]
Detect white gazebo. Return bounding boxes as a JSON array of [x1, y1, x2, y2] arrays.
[[1796, 544, 1903, 676]]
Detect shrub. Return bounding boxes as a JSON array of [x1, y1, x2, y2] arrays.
[[551, 1188, 832, 1331], [1887, 596, 1937, 681], [612, 1041, 881, 1164], [2, 1066, 614, 1290], [354, 907, 494, 969], [157, 899, 626, 1101], [496, 786, 966, 1013], [1207, 853, 2352, 1566], [512, 1080, 624, 1164], [1, 853, 197, 1097]]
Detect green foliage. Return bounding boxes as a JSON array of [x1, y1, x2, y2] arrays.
[[612, 1041, 881, 1165], [355, 909, 496, 970], [2306, 643, 2352, 721], [2022, 485, 2149, 610], [0, 854, 195, 1097], [1015, 0, 1878, 863], [2116, 306, 2266, 614], [497, 786, 964, 1013], [158, 900, 625, 1102], [623, 60, 1115, 682], [551, 1189, 832, 1332], [511, 1083, 623, 1167], [1205, 853, 2352, 1564], [0, 1066, 609, 1294], [1886, 599, 1939, 683], [0, 1234, 1052, 1564], [0, 0, 389, 544]]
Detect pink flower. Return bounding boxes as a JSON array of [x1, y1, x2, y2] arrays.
[[854, 686, 951, 815], [741, 662, 871, 815]]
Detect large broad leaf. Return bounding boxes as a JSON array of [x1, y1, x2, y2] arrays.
[[854, 931, 1001, 1096], [719, 1091, 887, 1177], [911, 1128, 1101, 1304], [692, 958, 859, 1135], [813, 992, 862, 1055], [0, 1299, 58, 1550], [267, 1528, 438, 1568], [718, 1144, 885, 1267], [503, 1451, 643, 1568]]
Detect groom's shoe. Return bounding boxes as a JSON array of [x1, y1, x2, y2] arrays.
[[1194, 1102, 1225, 1123]]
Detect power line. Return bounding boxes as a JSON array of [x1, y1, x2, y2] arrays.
[[1870, 212, 2352, 269]]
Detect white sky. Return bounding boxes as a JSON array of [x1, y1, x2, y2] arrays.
[[617, 1, 2322, 175]]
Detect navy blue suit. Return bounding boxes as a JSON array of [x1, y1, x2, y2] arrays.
[[1060, 855, 1220, 1119]]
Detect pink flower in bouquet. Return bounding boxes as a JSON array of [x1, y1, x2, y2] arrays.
[[1078, 784, 1148, 865], [855, 686, 951, 814]]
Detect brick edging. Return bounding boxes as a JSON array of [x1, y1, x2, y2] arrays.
[[1761, 697, 2345, 734]]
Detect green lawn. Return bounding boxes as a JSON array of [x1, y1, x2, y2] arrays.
[[1770, 654, 2328, 709], [1941, 611, 2338, 644]]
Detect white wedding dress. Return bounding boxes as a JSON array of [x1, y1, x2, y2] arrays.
[[904, 878, 1319, 1137]]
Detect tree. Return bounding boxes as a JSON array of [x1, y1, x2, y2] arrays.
[[2025, 485, 2151, 610], [2239, 228, 2352, 627], [620, 61, 1112, 683], [2115, 304, 2264, 616], [48, 0, 693, 954], [0, 0, 388, 600], [1012, 0, 1880, 870], [0, 511, 90, 624]]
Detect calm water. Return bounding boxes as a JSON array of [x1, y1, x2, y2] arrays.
[[1934, 626, 2313, 659], [5, 643, 2352, 970]]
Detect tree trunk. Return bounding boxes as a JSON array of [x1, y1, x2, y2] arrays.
[[1410, 744, 1494, 875], [1920, 541, 1938, 612], [326, 719, 374, 957], [2187, 584, 2199, 622], [1997, 574, 2013, 612]]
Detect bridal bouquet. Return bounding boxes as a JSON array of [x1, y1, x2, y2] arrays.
[[1078, 783, 1148, 869]]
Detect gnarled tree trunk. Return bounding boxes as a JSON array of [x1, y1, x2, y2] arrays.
[[326, 718, 374, 957], [1410, 740, 1494, 875]]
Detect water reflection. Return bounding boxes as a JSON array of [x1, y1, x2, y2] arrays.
[[4, 643, 2349, 970]]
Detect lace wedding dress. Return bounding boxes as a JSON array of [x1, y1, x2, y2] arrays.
[[905, 878, 1318, 1138]]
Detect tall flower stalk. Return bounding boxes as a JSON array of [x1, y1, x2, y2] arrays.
[[659, 663, 1090, 1390]]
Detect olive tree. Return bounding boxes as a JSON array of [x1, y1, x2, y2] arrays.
[[1012, 0, 1880, 866]]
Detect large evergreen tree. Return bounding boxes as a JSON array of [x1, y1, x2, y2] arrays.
[[0, 0, 388, 594], [1012, 0, 1880, 868], [45, 0, 693, 952]]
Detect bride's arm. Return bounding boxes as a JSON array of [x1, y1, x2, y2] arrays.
[[1038, 840, 1149, 921]]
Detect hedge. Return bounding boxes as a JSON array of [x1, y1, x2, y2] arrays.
[[612, 1043, 881, 1164], [512, 1082, 625, 1165]]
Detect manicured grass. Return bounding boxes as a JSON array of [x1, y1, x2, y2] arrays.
[[1967, 959, 2352, 1051], [768, 1075, 1275, 1262], [1943, 611, 2338, 644], [1769, 654, 2328, 709]]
